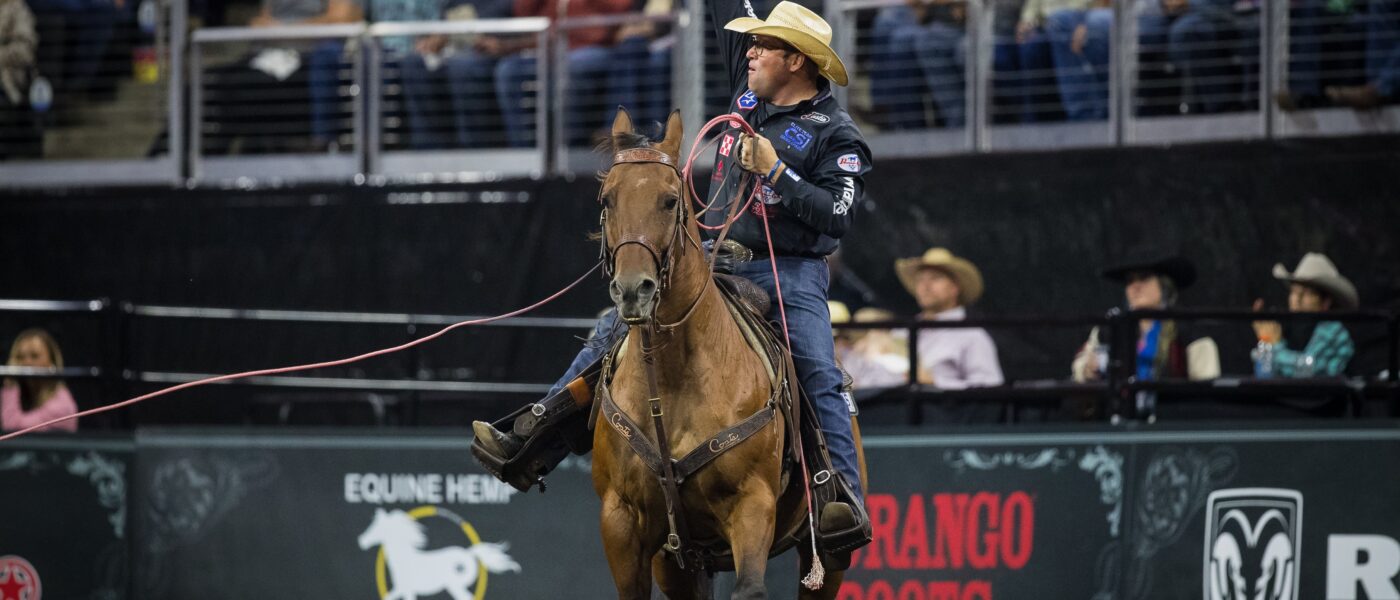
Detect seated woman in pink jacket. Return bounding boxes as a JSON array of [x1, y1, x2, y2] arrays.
[[1, 328, 78, 433]]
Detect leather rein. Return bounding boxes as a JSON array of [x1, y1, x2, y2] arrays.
[[596, 146, 781, 571]]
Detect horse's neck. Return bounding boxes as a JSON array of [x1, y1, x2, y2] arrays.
[[380, 540, 420, 574], [643, 243, 740, 387]]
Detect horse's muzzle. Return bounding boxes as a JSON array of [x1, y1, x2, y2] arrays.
[[610, 274, 658, 324]]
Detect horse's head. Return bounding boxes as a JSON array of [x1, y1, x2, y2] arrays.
[[599, 108, 690, 325]]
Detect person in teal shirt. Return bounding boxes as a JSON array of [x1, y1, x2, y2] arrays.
[[1252, 253, 1359, 378]]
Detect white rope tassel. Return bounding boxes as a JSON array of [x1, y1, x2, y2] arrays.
[[801, 525, 825, 590]]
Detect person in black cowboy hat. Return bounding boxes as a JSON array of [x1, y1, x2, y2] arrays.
[[1072, 252, 1220, 383]]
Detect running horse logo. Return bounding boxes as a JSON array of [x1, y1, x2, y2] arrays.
[[1203, 488, 1303, 600], [358, 508, 521, 600]]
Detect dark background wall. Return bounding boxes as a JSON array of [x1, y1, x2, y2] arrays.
[[2, 135, 1397, 425]]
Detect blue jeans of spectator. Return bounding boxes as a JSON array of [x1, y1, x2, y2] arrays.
[[915, 22, 966, 128], [27, 0, 128, 96], [547, 256, 863, 503], [396, 53, 449, 149], [1044, 8, 1111, 120], [496, 45, 613, 148], [870, 7, 929, 129], [1140, 8, 1244, 113], [1288, 0, 1366, 98], [443, 50, 502, 148], [609, 36, 673, 128], [1006, 28, 1062, 122], [307, 40, 348, 146], [1369, 0, 1400, 96]]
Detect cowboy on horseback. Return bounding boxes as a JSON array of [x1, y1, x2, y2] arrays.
[[471, 0, 872, 556]]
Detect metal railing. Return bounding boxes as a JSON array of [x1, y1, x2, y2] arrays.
[[836, 307, 1400, 423], [1, 0, 1398, 186], [1, 298, 1396, 426]]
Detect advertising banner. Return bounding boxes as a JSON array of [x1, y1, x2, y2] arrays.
[[0, 436, 132, 600]]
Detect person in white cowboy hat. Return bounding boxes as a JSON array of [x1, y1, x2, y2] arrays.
[[1250, 252, 1358, 378], [895, 247, 1005, 388]]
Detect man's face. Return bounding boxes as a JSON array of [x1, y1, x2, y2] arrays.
[[12, 337, 52, 368], [912, 267, 961, 313], [1288, 283, 1332, 312], [745, 35, 798, 100], [1124, 271, 1164, 309]]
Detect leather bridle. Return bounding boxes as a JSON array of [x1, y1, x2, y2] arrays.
[[598, 147, 705, 329]]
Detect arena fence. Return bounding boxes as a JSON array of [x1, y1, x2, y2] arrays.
[[1, 1, 1399, 186]]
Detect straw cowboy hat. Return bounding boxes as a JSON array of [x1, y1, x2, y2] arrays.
[[895, 247, 984, 306], [724, 1, 849, 86], [1273, 252, 1358, 310]]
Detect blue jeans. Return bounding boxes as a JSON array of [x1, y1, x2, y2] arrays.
[[1288, 0, 1367, 98], [307, 40, 348, 146], [1369, 0, 1400, 96], [549, 257, 863, 503], [870, 7, 929, 129], [1003, 29, 1062, 122], [609, 36, 673, 128], [496, 45, 613, 148], [443, 51, 502, 148], [1044, 8, 1112, 121], [915, 22, 966, 128], [1139, 9, 1246, 114]]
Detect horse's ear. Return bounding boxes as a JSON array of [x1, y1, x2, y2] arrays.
[[611, 106, 634, 147], [658, 110, 684, 162]]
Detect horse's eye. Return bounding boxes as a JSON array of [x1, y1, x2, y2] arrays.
[[602, 193, 615, 208], [663, 194, 678, 210]]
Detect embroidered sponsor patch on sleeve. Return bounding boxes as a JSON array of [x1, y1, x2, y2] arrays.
[[780, 124, 813, 151], [736, 90, 758, 110], [837, 154, 861, 173], [719, 134, 735, 157], [784, 168, 802, 182]]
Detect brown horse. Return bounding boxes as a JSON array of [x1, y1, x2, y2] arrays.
[[591, 107, 856, 599]]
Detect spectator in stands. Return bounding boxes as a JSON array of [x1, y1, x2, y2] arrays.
[[1072, 253, 1220, 382], [608, 0, 673, 128], [833, 304, 910, 389], [1, 328, 77, 433], [1137, 0, 1247, 114], [203, 0, 362, 154], [494, 0, 631, 147], [1251, 253, 1357, 377], [1274, 0, 1367, 111], [1324, 0, 1400, 110], [1017, 0, 1111, 120], [26, 0, 129, 101], [991, 0, 1062, 123], [0, 0, 42, 159], [895, 247, 1005, 388], [369, 0, 512, 149], [868, 0, 968, 129]]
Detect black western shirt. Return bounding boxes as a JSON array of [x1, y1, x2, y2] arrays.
[[702, 0, 873, 258]]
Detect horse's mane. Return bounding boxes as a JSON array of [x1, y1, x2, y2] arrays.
[[595, 129, 658, 182]]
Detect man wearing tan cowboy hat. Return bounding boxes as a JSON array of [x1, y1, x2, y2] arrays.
[[703, 0, 875, 553], [468, 0, 877, 559], [1251, 252, 1358, 378], [895, 248, 1005, 388]]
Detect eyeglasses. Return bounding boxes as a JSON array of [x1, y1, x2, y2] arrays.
[[749, 35, 794, 57]]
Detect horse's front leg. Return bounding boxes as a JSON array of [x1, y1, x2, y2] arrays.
[[721, 480, 779, 600], [600, 491, 657, 599]]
